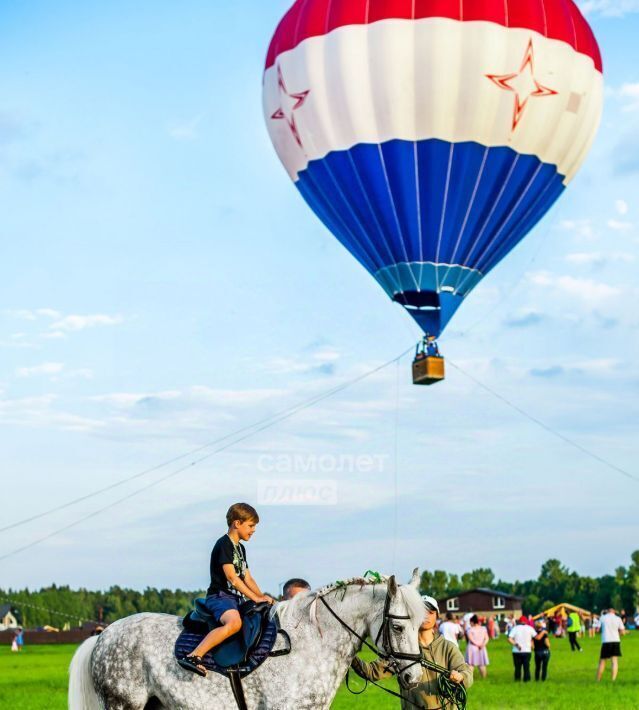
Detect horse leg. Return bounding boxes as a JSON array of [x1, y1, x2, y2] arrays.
[[96, 688, 150, 710]]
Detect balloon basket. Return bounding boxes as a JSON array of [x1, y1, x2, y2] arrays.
[[412, 355, 445, 386]]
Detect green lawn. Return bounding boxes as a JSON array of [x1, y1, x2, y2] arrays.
[[0, 643, 72, 710], [0, 634, 637, 709], [334, 634, 639, 709]]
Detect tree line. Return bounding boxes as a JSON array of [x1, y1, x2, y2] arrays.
[[419, 550, 639, 615], [2, 550, 637, 628], [1, 586, 201, 629]]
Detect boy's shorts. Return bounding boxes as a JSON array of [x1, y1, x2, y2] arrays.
[[204, 591, 241, 624]]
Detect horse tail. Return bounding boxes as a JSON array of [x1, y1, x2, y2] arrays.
[[68, 636, 102, 710]]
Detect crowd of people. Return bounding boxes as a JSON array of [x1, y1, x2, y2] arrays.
[[434, 606, 631, 683]]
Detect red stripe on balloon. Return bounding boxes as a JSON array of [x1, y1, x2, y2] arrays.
[[265, 0, 602, 72]]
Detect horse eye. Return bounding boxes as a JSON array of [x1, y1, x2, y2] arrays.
[[392, 624, 404, 633]]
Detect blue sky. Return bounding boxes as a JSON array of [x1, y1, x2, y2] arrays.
[[1, 0, 638, 595]]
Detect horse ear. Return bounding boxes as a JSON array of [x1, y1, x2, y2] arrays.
[[388, 575, 398, 597], [408, 568, 420, 588]]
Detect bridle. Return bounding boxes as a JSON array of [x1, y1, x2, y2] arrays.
[[374, 587, 423, 665], [318, 586, 421, 678], [318, 587, 468, 710]]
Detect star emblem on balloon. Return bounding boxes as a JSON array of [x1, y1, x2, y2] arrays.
[[271, 64, 310, 149], [486, 39, 557, 130]]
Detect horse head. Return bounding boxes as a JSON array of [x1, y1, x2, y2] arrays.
[[368, 568, 424, 689]]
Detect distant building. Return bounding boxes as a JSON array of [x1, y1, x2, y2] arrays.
[[0, 604, 19, 631], [437, 588, 523, 618]]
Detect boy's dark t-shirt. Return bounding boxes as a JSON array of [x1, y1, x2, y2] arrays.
[[207, 534, 248, 597]]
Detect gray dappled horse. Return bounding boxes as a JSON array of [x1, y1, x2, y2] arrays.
[[69, 571, 425, 709]]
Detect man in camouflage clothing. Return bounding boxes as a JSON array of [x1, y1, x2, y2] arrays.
[[351, 595, 473, 709]]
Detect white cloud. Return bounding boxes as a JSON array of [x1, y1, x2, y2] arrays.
[[16, 362, 64, 378], [565, 251, 635, 266], [168, 114, 204, 141], [65, 368, 94, 381], [6, 308, 124, 335], [569, 358, 623, 375], [263, 346, 341, 377], [607, 219, 633, 232], [566, 252, 606, 267], [530, 357, 623, 380], [92, 386, 285, 410], [36, 308, 62, 319], [49, 314, 124, 332], [0, 393, 103, 432], [528, 272, 621, 302], [618, 83, 639, 111], [7, 308, 61, 321], [558, 219, 595, 241], [579, 0, 639, 17], [7, 309, 38, 321], [615, 199, 629, 216]]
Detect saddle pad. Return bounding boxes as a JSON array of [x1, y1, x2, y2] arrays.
[[174, 619, 279, 678]]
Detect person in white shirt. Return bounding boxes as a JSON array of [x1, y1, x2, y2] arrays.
[[439, 612, 464, 647], [508, 617, 537, 682], [596, 608, 626, 681]]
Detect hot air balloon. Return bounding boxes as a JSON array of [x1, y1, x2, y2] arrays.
[[263, 0, 603, 383]]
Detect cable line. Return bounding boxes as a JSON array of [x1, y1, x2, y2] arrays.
[[0, 347, 414, 536], [0, 597, 101, 626], [0, 347, 413, 562], [447, 359, 638, 484]]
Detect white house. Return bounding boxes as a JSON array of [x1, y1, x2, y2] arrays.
[[0, 604, 19, 631]]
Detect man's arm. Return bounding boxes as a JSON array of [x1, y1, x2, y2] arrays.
[[350, 656, 394, 682], [445, 643, 474, 689]]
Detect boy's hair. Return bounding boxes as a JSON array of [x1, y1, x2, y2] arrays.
[[226, 502, 259, 527]]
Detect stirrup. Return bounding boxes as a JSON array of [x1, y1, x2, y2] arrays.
[[177, 655, 207, 677]]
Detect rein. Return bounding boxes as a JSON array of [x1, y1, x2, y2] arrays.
[[346, 667, 467, 710], [317, 594, 386, 660], [317, 591, 467, 710]]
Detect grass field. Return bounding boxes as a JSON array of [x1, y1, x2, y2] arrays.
[[0, 633, 637, 709]]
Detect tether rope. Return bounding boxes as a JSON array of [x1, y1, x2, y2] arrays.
[[0, 347, 414, 561], [447, 358, 638, 484]]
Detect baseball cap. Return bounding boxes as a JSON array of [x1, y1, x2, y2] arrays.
[[421, 595, 440, 613]]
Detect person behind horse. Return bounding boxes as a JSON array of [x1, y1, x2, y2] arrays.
[[178, 502, 273, 676], [533, 620, 551, 682], [350, 595, 473, 709], [282, 578, 311, 600], [567, 610, 582, 652], [465, 615, 489, 678]]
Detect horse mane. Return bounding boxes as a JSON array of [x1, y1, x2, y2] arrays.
[[275, 574, 423, 634], [313, 575, 390, 599]]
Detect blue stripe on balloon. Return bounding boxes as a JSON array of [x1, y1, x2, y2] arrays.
[[295, 139, 565, 334]]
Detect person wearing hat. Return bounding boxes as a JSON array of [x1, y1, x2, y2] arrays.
[[350, 594, 473, 709], [508, 616, 537, 682]]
